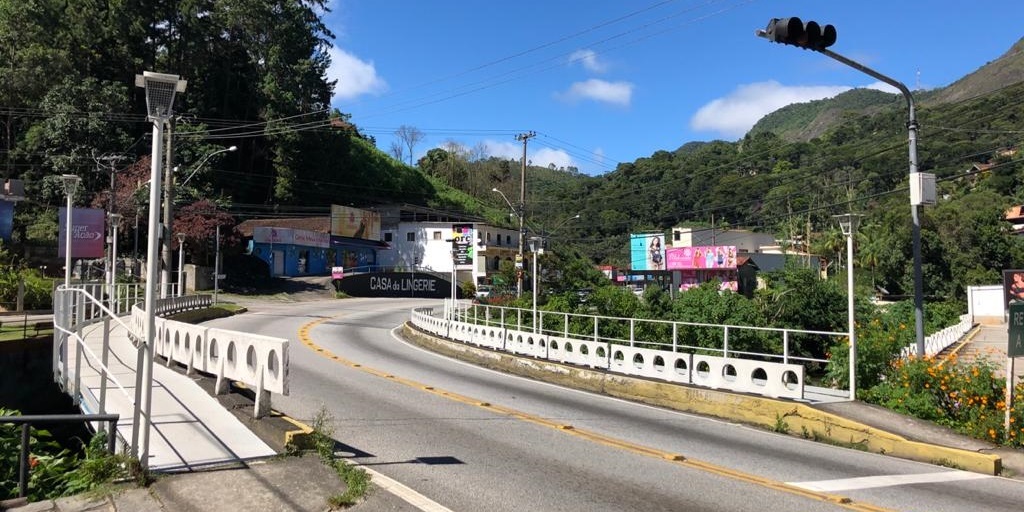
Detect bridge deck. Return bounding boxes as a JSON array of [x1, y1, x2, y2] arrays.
[[73, 320, 276, 471]]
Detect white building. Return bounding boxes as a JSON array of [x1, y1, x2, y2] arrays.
[[375, 209, 520, 287], [670, 227, 776, 253]]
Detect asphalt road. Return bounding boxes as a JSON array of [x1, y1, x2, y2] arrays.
[[208, 297, 1024, 512]]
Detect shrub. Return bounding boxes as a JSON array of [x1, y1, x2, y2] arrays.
[[864, 356, 1024, 446]]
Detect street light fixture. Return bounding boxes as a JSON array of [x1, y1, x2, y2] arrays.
[[178, 145, 237, 189], [757, 18, 933, 358], [163, 145, 236, 298], [834, 213, 862, 400], [176, 233, 186, 297], [134, 70, 186, 469], [108, 213, 122, 288], [493, 187, 525, 298], [528, 214, 581, 334], [59, 174, 82, 288]]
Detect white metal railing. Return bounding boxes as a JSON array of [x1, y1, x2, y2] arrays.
[[452, 301, 841, 366], [53, 285, 153, 458], [413, 305, 810, 400], [901, 314, 974, 358]]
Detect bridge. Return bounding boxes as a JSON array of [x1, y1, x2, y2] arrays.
[[51, 283, 288, 470], [47, 278, 985, 472]]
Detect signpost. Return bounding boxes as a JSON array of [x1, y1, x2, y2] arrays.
[[1006, 303, 1024, 436]]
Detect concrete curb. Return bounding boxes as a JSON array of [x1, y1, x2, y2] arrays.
[[402, 323, 1001, 475]]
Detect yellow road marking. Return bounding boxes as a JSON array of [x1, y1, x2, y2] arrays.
[[298, 316, 894, 512]]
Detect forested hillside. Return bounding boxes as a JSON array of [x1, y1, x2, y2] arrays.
[[3, 1, 1024, 303], [0, 0, 444, 250], [452, 40, 1024, 301]]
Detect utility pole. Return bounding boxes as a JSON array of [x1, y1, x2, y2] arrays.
[[160, 118, 175, 298], [514, 131, 535, 298], [98, 155, 126, 287]]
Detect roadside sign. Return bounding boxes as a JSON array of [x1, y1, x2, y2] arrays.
[[331, 266, 344, 279], [1010, 303, 1024, 357], [216, 274, 226, 280]]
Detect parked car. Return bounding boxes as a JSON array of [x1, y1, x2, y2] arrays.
[[476, 285, 494, 298]]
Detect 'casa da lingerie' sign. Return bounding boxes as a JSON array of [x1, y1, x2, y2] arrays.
[[335, 272, 463, 298]]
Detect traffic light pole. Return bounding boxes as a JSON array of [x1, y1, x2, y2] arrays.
[[817, 49, 925, 359]]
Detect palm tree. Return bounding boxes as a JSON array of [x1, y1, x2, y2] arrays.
[[812, 226, 845, 275], [857, 226, 885, 291]]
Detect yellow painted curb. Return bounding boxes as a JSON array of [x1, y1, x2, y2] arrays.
[[402, 323, 1001, 476], [278, 413, 316, 449]]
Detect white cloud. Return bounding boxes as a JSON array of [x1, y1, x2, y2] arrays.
[[864, 80, 901, 94], [326, 46, 387, 101], [558, 79, 633, 106], [569, 49, 608, 73], [689, 80, 851, 139], [481, 140, 575, 170]]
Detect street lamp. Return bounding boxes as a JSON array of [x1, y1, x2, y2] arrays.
[[59, 174, 81, 288], [178, 145, 237, 189], [528, 214, 580, 334], [834, 213, 862, 400], [134, 70, 186, 468], [108, 213, 122, 288], [176, 233, 186, 297], [757, 17, 933, 357], [492, 187, 525, 298], [163, 145, 235, 298]]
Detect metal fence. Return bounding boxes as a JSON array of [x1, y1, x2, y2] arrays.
[[0, 413, 119, 498]]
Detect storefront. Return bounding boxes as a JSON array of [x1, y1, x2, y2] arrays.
[[251, 226, 330, 276]]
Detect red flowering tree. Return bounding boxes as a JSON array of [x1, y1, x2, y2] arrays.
[[173, 200, 236, 266]]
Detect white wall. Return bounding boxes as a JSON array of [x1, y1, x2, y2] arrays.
[[968, 285, 1005, 324], [377, 221, 519, 284]]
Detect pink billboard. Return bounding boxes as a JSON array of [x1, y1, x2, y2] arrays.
[[58, 207, 105, 258], [665, 245, 737, 270]]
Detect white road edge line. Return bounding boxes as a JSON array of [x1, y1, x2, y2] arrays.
[[788, 471, 993, 492], [358, 464, 454, 512]]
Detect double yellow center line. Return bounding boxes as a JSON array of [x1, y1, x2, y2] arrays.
[[298, 316, 892, 512]]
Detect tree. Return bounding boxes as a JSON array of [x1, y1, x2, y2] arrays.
[[395, 125, 424, 166], [173, 200, 236, 266]]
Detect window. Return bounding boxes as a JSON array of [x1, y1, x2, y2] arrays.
[[673, 231, 681, 241], [487, 233, 492, 243], [384, 232, 393, 242], [407, 232, 415, 242], [433, 231, 442, 240], [506, 235, 511, 245]]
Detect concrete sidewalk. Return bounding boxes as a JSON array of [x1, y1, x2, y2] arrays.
[[71, 319, 277, 471]]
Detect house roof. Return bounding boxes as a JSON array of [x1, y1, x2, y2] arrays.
[[1006, 206, 1024, 222], [236, 217, 330, 237]]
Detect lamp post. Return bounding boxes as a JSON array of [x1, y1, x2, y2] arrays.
[[757, 17, 932, 358], [165, 145, 235, 298], [134, 70, 186, 468], [834, 213, 862, 400], [492, 187, 524, 298], [528, 214, 580, 334], [59, 174, 81, 288], [108, 213, 121, 287], [178, 145, 236, 189], [176, 233, 186, 297]]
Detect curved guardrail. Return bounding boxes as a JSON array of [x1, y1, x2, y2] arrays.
[[130, 305, 288, 417], [411, 306, 805, 400]]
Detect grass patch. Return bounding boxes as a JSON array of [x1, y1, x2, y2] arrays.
[[296, 408, 371, 509], [772, 413, 790, 434], [167, 305, 245, 324]]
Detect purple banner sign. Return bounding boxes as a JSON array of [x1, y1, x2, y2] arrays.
[[58, 207, 105, 258]]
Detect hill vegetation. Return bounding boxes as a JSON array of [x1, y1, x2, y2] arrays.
[[3, 2, 1024, 308]]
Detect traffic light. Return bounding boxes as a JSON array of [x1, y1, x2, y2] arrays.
[[761, 17, 836, 51]]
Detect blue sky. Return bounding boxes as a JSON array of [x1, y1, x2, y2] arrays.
[[320, 1, 1024, 175]]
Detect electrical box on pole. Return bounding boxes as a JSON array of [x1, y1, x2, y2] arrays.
[[910, 172, 936, 206]]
